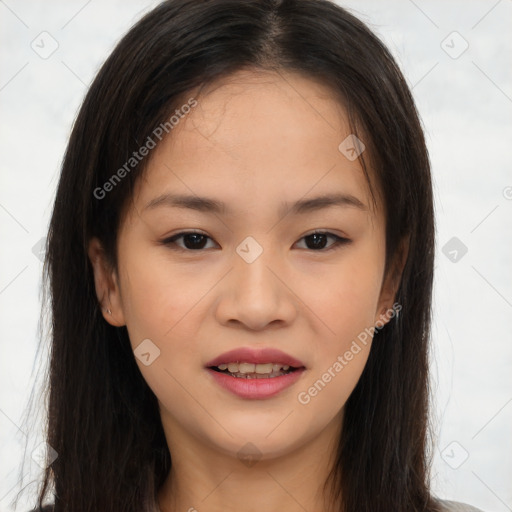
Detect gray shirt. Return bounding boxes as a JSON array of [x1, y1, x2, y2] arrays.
[[439, 499, 485, 512]]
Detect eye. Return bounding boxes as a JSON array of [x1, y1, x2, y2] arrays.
[[295, 230, 350, 251], [160, 230, 350, 252], [161, 231, 217, 251]]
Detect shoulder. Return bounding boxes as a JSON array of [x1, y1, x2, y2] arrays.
[[437, 499, 485, 512]]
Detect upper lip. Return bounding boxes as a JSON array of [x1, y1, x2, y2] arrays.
[[205, 347, 305, 368]]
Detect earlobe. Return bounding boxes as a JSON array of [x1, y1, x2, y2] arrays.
[[87, 237, 126, 327]]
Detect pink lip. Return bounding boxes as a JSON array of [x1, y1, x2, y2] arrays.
[[206, 367, 306, 399], [205, 347, 305, 368]]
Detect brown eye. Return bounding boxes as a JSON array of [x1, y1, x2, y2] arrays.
[[162, 231, 216, 251], [296, 231, 350, 251]]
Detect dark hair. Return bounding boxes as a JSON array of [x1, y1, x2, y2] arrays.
[[22, 0, 439, 511]]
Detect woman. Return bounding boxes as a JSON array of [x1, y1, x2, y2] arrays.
[[24, 0, 484, 511]]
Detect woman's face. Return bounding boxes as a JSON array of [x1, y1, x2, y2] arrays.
[[90, 69, 400, 462]]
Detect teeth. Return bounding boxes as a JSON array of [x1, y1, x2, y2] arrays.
[[239, 362, 256, 374], [227, 363, 239, 373], [255, 363, 274, 374], [216, 362, 292, 374]]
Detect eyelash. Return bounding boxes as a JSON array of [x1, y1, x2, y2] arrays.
[[160, 230, 351, 253]]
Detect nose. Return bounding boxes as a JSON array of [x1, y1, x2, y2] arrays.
[[214, 239, 297, 331]]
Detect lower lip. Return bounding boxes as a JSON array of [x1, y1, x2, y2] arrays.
[[206, 367, 306, 399]]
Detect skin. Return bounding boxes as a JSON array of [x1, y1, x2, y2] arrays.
[[88, 69, 407, 512]]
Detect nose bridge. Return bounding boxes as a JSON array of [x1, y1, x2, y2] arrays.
[[233, 234, 278, 298], [216, 234, 296, 329]]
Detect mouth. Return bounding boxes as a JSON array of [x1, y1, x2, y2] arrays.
[[208, 362, 303, 379], [205, 346, 305, 371], [204, 347, 307, 399]]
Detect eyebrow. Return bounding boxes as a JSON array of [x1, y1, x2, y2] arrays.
[[143, 192, 367, 216]]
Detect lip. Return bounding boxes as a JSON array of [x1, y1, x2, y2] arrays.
[[205, 347, 305, 368], [206, 367, 306, 399]]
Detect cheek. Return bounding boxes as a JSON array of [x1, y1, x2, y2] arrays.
[[296, 271, 378, 416], [295, 242, 383, 409], [118, 245, 209, 345], [304, 245, 384, 346], [296, 343, 370, 429], [116, 244, 227, 414], [116, 247, 208, 409]]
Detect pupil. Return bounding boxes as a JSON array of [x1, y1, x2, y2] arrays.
[[184, 233, 207, 249], [307, 233, 327, 249]]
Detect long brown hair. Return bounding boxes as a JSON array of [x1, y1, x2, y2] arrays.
[[22, 1, 438, 510]]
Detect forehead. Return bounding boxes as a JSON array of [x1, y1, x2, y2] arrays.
[[131, 69, 380, 220]]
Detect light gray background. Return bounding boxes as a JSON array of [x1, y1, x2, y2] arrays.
[[1, 1, 511, 511]]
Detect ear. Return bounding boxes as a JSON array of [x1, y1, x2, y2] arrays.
[[374, 235, 409, 327], [87, 237, 126, 327]]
